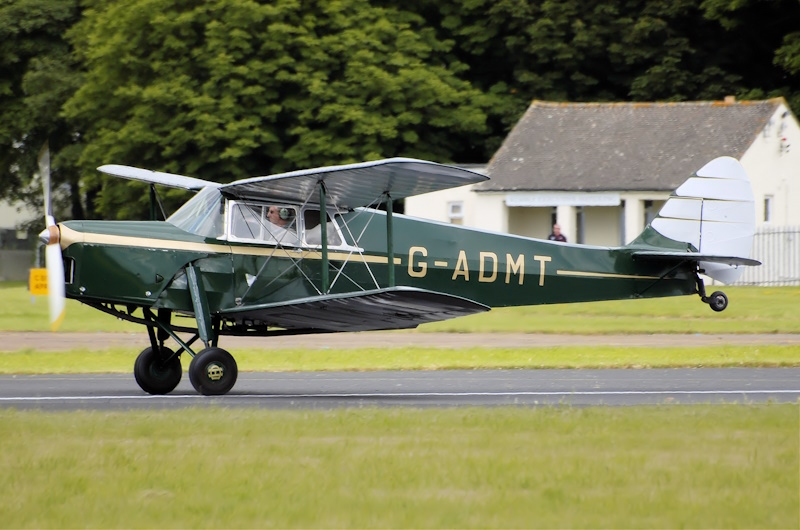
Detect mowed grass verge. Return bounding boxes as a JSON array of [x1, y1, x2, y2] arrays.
[[1, 344, 799, 373], [1, 406, 796, 529], [2, 283, 800, 334], [422, 285, 800, 334]]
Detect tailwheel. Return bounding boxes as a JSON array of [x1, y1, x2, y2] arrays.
[[134, 346, 182, 395], [695, 272, 729, 312], [189, 347, 238, 396], [706, 290, 728, 312]]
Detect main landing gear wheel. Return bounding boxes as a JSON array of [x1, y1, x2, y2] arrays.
[[134, 346, 182, 395], [706, 290, 728, 312], [189, 347, 238, 396]]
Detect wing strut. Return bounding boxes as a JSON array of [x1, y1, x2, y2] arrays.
[[319, 181, 329, 293], [186, 263, 214, 348], [386, 194, 395, 287]]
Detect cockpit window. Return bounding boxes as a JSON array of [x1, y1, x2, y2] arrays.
[[166, 187, 224, 238], [303, 210, 342, 246], [229, 201, 302, 247]]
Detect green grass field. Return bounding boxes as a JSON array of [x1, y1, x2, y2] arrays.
[[2, 282, 800, 334], [2, 282, 797, 528], [2, 283, 800, 372], [422, 285, 800, 334], [1, 406, 796, 528], [1, 344, 798, 374]]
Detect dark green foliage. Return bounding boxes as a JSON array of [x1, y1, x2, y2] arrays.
[[1, 0, 799, 219], [0, 0, 83, 218], [64, 0, 489, 218], [404, 0, 800, 128]]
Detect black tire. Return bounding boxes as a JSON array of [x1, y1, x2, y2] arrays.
[[134, 346, 182, 395], [188, 347, 238, 396], [708, 291, 728, 312]]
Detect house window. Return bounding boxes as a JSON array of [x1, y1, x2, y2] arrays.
[[764, 196, 773, 223], [447, 201, 463, 225], [576, 207, 585, 244]]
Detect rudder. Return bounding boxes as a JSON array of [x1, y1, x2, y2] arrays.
[[630, 156, 757, 284]]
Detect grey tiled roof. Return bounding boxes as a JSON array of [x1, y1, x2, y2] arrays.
[[477, 99, 783, 192]]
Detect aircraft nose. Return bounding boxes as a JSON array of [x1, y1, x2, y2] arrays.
[[39, 225, 60, 246]]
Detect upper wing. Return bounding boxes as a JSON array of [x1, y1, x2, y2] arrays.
[[221, 286, 490, 332], [97, 158, 487, 206], [97, 165, 218, 191], [219, 158, 488, 209]]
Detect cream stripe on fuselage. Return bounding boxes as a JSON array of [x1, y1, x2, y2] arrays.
[[59, 224, 393, 264], [556, 270, 661, 280]]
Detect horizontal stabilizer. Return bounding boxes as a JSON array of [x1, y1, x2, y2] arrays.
[[632, 251, 761, 267], [222, 287, 490, 332]]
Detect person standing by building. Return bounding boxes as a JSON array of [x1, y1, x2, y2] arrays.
[[548, 223, 567, 242]]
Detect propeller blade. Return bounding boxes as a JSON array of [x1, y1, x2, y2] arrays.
[[38, 141, 65, 331], [39, 141, 51, 220], [45, 243, 66, 331]]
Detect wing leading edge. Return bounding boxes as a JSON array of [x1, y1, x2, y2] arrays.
[[219, 158, 489, 209], [97, 165, 218, 191], [221, 287, 490, 332]]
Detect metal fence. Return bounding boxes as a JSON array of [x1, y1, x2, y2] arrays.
[[0, 249, 34, 282], [736, 225, 800, 286]]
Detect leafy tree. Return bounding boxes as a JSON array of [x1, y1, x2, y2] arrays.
[[4, 0, 800, 222], [399, 0, 800, 130], [700, 0, 800, 110], [64, 0, 490, 219], [0, 0, 83, 220]]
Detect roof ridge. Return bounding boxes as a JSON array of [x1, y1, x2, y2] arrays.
[[529, 98, 784, 108]]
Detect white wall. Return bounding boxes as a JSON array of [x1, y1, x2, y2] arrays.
[[404, 183, 476, 224], [473, 192, 508, 233], [508, 206, 552, 238], [583, 206, 621, 246], [0, 200, 36, 231], [404, 186, 510, 232], [740, 102, 800, 226]]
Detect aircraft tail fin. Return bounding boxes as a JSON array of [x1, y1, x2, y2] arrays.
[[627, 156, 758, 284]]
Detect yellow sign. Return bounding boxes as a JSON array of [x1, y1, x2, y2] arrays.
[[29, 268, 48, 295]]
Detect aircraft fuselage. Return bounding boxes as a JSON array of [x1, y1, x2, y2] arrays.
[[59, 208, 697, 321]]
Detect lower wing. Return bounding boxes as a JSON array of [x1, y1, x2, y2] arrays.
[[220, 286, 490, 332]]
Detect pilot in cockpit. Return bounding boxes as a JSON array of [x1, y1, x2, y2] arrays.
[[267, 206, 293, 229], [265, 205, 301, 246]]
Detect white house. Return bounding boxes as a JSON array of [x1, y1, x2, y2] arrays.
[[406, 98, 800, 247]]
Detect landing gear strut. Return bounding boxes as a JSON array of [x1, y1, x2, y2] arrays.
[[695, 272, 728, 312]]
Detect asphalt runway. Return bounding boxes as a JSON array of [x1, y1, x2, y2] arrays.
[[1, 367, 798, 410]]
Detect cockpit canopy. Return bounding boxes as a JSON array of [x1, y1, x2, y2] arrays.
[[166, 187, 343, 247]]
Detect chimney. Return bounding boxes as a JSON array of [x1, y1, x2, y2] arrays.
[[724, 95, 736, 104]]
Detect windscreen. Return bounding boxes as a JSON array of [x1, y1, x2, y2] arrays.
[[166, 187, 225, 238]]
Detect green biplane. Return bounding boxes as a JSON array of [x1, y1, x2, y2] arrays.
[[38, 149, 760, 395]]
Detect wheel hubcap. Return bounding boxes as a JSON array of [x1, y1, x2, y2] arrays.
[[206, 362, 224, 381]]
